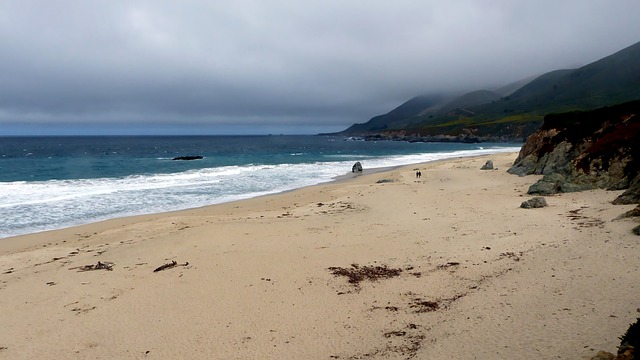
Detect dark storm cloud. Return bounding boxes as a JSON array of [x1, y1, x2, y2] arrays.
[[1, 1, 639, 133]]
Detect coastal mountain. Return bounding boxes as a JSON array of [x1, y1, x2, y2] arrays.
[[335, 40, 640, 142], [341, 94, 445, 134]]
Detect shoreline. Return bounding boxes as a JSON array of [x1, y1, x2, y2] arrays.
[[0, 161, 442, 254], [0, 148, 516, 247], [0, 164, 402, 251], [0, 162, 402, 254], [0, 164, 390, 243], [1, 152, 638, 359]]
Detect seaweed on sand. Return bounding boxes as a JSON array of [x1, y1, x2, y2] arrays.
[[328, 264, 402, 285]]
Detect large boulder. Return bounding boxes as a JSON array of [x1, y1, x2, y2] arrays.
[[480, 160, 494, 170], [352, 162, 363, 173], [520, 197, 548, 209], [527, 173, 565, 195]]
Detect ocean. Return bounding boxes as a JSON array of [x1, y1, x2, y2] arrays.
[[0, 135, 520, 239]]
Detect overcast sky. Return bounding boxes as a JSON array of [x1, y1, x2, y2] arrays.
[[1, 1, 639, 135]]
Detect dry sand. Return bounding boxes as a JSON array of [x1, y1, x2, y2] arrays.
[[1, 152, 639, 359]]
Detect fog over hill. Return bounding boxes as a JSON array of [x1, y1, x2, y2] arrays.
[[1, 2, 640, 135], [335, 40, 640, 142]]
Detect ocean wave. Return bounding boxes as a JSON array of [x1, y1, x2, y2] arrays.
[[0, 146, 520, 238]]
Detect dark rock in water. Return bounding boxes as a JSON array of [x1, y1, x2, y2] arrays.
[[507, 100, 640, 206], [352, 161, 363, 173], [520, 196, 548, 209], [172, 156, 203, 161], [480, 160, 494, 170]]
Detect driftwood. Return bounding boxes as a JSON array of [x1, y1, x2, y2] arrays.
[[153, 260, 189, 273], [69, 261, 115, 272]]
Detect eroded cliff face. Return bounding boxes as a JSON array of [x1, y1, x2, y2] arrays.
[[508, 100, 640, 204]]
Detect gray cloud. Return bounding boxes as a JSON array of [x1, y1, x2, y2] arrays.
[[1, 1, 639, 134]]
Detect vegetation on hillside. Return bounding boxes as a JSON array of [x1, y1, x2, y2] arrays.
[[335, 40, 640, 142]]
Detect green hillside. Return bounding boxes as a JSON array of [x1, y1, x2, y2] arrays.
[[340, 94, 444, 133], [335, 40, 640, 141]]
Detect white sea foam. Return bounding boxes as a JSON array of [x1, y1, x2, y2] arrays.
[[0, 147, 519, 238]]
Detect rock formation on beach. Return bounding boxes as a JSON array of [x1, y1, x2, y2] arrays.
[[508, 100, 640, 207], [520, 196, 548, 209], [352, 161, 363, 173], [480, 160, 494, 170], [508, 100, 640, 356]]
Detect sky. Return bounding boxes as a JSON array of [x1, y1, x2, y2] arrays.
[[1, 1, 640, 135]]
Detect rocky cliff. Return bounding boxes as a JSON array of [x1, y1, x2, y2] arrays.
[[508, 100, 640, 205]]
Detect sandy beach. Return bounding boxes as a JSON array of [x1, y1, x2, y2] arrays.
[[1, 152, 638, 359]]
